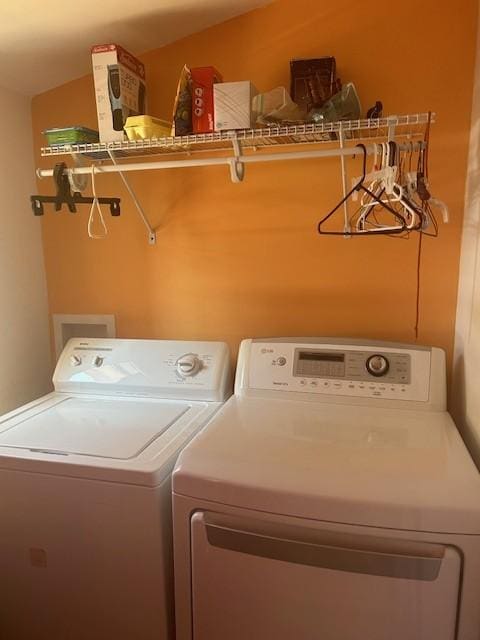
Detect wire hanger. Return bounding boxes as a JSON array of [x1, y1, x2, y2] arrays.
[[317, 144, 407, 236]]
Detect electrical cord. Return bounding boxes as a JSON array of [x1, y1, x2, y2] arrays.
[[414, 231, 423, 339]]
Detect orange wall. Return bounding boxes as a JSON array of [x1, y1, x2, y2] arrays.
[[32, 0, 477, 366]]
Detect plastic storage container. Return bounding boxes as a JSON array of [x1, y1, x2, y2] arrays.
[[124, 116, 172, 140], [43, 126, 99, 146]]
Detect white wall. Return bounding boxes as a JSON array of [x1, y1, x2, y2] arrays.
[[452, 16, 480, 467], [0, 85, 51, 413]]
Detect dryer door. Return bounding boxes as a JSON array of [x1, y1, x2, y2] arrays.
[[190, 512, 461, 640]]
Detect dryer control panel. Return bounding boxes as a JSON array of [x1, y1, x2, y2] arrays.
[[293, 348, 410, 384], [237, 339, 442, 405]]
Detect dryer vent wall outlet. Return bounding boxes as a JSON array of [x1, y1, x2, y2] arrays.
[[53, 314, 116, 360]]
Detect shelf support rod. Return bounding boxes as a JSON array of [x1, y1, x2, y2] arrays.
[[107, 151, 156, 245], [37, 141, 426, 180], [338, 123, 350, 236]]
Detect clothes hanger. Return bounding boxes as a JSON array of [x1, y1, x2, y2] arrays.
[[357, 141, 426, 233], [355, 142, 405, 233], [353, 143, 397, 204], [397, 140, 448, 235], [31, 162, 121, 217], [87, 164, 108, 239], [317, 144, 407, 236]]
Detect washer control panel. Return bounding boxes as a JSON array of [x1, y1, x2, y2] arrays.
[[54, 338, 231, 402], [246, 341, 431, 402], [176, 353, 203, 378]]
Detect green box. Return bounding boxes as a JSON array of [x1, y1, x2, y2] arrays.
[[43, 126, 99, 146]]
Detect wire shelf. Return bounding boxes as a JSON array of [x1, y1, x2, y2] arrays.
[[40, 113, 434, 159]]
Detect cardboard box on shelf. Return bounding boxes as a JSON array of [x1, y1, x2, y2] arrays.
[[191, 67, 223, 133], [290, 57, 339, 111], [92, 44, 146, 143], [214, 81, 257, 131]]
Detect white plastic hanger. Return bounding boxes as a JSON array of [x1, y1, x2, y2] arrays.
[[357, 142, 426, 233], [87, 165, 108, 240], [356, 143, 408, 233]]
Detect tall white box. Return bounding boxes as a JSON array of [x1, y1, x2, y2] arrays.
[[92, 44, 146, 143], [214, 81, 257, 131]]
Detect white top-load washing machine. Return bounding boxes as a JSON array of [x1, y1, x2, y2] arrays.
[[173, 338, 480, 640], [0, 338, 231, 640]]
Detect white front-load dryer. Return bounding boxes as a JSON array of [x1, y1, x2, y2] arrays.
[[173, 338, 480, 640], [0, 338, 231, 640]]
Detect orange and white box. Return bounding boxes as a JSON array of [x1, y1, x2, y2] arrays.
[[191, 67, 223, 134]]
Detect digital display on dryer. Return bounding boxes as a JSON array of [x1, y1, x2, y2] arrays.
[[295, 350, 346, 378], [298, 352, 344, 362]]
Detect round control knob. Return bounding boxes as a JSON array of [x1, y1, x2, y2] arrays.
[[366, 354, 390, 377], [176, 354, 201, 377], [70, 355, 82, 367], [277, 357, 287, 366], [93, 355, 104, 368]]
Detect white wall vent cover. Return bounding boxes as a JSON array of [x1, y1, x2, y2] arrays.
[[53, 314, 116, 360]]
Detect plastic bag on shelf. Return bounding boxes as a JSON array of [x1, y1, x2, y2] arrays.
[[171, 65, 193, 136], [253, 87, 306, 125], [308, 83, 361, 124]]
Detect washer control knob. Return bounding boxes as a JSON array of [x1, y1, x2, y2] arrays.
[[277, 357, 287, 366], [93, 355, 104, 368], [366, 354, 389, 377], [176, 354, 201, 377], [70, 355, 82, 367]]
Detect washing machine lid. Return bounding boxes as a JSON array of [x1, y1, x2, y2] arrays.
[[173, 396, 480, 534], [0, 396, 190, 459]]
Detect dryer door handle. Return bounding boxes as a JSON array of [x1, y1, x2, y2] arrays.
[[204, 520, 446, 582]]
